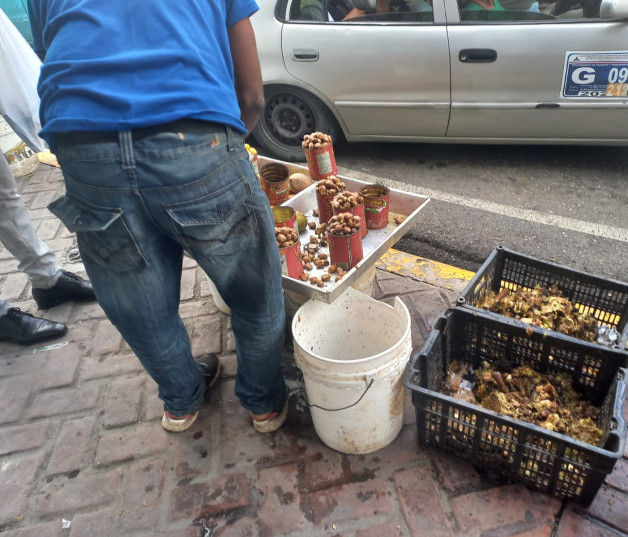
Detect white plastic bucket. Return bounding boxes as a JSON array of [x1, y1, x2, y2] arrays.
[[292, 287, 412, 454]]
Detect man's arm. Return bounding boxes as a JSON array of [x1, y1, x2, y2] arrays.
[[228, 17, 264, 135]]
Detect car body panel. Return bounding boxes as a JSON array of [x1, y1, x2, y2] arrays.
[[281, 21, 451, 137], [446, 14, 628, 139], [251, 0, 628, 153]]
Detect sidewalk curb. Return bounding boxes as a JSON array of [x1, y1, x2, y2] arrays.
[[377, 247, 475, 295]]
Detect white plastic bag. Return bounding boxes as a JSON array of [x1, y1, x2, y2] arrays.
[[0, 8, 46, 152]]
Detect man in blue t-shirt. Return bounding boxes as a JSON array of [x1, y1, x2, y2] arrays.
[[28, 0, 288, 434]]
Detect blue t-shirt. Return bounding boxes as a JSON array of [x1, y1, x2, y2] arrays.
[[27, 0, 258, 146]]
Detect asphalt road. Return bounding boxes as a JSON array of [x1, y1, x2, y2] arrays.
[[327, 141, 628, 283]]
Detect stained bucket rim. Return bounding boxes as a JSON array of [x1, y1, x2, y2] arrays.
[[291, 293, 411, 367]]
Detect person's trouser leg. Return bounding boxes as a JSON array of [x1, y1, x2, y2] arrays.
[[177, 130, 286, 415], [51, 123, 285, 416], [0, 298, 11, 316], [0, 154, 60, 288]]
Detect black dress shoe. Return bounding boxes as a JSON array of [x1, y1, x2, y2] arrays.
[[32, 269, 96, 309], [0, 308, 68, 345]]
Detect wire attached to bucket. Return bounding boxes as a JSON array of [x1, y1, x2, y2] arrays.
[[305, 378, 375, 412]]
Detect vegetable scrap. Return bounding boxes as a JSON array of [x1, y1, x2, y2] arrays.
[[443, 360, 603, 446], [476, 284, 599, 342]]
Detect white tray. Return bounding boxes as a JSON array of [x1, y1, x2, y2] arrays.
[[260, 157, 430, 303]]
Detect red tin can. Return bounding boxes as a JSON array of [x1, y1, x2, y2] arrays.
[[260, 163, 290, 206], [279, 239, 304, 279], [315, 188, 338, 225], [359, 184, 391, 230], [327, 230, 363, 272], [304, 144, 338, 181], [272, 206, 299, 235], [332, 201, 367, 238]]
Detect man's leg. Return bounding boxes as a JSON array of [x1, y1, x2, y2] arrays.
[[0, 153, 59, 287], [51, 130, 207, 420], [0, 153, 95, 308], [139, 127, 287, 419], [52, 124, 285, 428]]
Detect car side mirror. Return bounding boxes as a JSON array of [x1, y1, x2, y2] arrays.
[[600, 0, 628, 19]]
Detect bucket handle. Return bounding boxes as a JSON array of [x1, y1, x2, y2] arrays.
[[306, 379, 375, 412]]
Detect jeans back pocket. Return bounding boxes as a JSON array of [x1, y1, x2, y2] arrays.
[[165, 177, 259, 257], [49, 195, 147, 273]]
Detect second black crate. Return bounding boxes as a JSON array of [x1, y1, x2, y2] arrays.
[[403, 307, 627, 505]]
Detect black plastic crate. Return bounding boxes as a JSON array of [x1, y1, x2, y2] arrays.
[[457, 246, 628, 353], [403, 307, 627, 505]]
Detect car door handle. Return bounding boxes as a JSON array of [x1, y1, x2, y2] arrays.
[[459, 49, 497, 63], [292, 49, 319, 61]]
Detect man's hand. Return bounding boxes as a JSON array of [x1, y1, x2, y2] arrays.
[[228, 18, 265, 135]]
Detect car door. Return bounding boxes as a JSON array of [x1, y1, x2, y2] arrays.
[[445, 0, 628, 142], [280, 0, 451, 139]]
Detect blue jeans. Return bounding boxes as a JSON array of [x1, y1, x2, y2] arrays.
[[49, 122, 286, 416]]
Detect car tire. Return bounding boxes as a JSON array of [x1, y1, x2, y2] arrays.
[[252, 86, 341, 162]]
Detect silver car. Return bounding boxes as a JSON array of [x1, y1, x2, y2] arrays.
[[251, 0, 628, 161]]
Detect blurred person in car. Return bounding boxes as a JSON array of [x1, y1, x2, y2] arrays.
[[462, 0, 505, 9], [351, 0, 433, 15], [500, 0, 540, 11], [300, 0, 431, 21], [27, 0, 288, 434], [299, 0, 365, 20]]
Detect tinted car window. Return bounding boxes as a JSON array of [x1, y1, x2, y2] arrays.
[[459, 0, 609, 21], [291, 0, 435, 22]]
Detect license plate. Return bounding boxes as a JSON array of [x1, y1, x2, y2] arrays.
[[562, 51, 628, 99]]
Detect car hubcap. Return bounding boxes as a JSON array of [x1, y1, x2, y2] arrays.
[[264, 93, 316, 148]]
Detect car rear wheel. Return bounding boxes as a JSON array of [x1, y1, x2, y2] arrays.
[[252, 86, 340, 162]]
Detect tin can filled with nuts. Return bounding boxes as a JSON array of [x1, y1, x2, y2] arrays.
[[302, 132, 337, 180], [359, 184, 391, 230], [272, 206, 299, 235], [260, 163, 291, 206], [332, 190, 367, 238], [315, 175, 346, 224], [326, 213, 363, 271], [276, 226, 304, 279]]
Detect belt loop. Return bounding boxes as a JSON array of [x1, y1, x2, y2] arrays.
[[119, 130, 135, 170], [226, 126, 235, 152]]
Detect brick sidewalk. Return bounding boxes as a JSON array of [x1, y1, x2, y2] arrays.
[[1, 162, 627, 537]]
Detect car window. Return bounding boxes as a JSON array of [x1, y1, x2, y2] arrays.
[[290, 0, 435, 23], [458, 0, 608, 22]]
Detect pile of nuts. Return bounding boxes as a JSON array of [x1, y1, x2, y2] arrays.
[[303, 234, 323, 255], [314, 222, 328, 246], [300, 251, 332, 287], [275, 226, 299, 248], [328, 264, 346, 282], [300, 251, 346, 285], [302, 131, 332, 150], [280, 203, 359, 286], [295, 219, 348, 286], [327, 213, 361, 236], [332, 191, 364, 211], [316, 176, 345, 196]]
